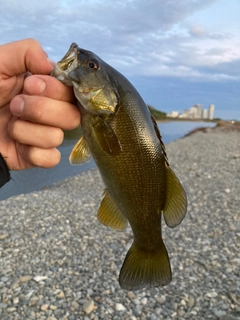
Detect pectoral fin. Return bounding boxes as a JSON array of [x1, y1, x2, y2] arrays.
[[163, 165, 187, 228], [94, 118, 122, 156], [98, 189, 127, 230], [69, 136, 91, 164]]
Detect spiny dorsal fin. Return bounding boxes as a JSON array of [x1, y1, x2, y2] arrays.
[[98, 189, 127, 230], [69, 136, 91, 164], [163, 165, 187, 228]]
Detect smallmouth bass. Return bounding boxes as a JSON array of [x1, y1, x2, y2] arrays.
[[51, 43, 187, 291]]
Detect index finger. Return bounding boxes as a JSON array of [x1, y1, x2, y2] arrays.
[[0, 38, 53, 76]]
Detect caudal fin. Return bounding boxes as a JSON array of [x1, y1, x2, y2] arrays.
[[119, 241, 172, 291]]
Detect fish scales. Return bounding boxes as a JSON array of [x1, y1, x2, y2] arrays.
[[51, 43, 187, 291]]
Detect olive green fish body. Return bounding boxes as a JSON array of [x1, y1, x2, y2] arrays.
[[51, 43, 187, 290]]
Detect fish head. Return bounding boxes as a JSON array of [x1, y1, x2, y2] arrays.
[[51, 43, 118, 115]]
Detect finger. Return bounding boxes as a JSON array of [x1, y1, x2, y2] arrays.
[[10, 95, 81, 130], [0, 38, 53, 76], [23, 75, 75, 102], [18, 145, 61, 169], [8, 119, 64, 149]]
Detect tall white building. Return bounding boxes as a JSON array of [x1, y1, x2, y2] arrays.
[[208, 104, 215, 120], [196, 104, 203, 118], [202, 109, 208, 119]]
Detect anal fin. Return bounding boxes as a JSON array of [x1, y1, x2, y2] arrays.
[[163, 165, 187, 228], [98, 189, 127, 230]]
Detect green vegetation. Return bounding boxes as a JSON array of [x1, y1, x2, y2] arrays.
[[147, 105, 167, 120]]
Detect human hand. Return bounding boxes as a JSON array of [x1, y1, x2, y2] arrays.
[[0, 39, 80, 170]]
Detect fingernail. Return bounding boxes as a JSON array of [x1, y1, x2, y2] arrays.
[[37, 78, 46, 93], [24, 77, 46, 94], [10, 96, 24, 116]]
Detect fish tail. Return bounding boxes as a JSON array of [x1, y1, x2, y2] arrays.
[[119, 241, 172, 291]]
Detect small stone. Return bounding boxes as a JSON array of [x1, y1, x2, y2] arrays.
[[134, 305, 142, 316], [127, 292, 136, 299], [180, 299, 186, 306], [155, 295, 166, 304], [206, 291, 218, 298], [213, 309, 227, 318], [219, 315, 237, 320], [25, 290, 34, 300], [0, 303, 8, 309], [133, 298, 140, 305], [0, 233, 9, 240], [33, 275, 48, 282], [116, 303, 126, 311], [154, 307, 162, 315], [41, 304, 49, 311], [13, 297, 19, 304], [83, 300, 95, 314], [71, 301, 80, 311], [225, 188, 231, 193], [188, 296, 195, 308], [141, 297, 148, 305], [29, 297, 38, 306], [19, 276, 32, 283], [178, 309, 185, 317], [57, 291, 65, 299], [7, 307, 16, 313], [50, 305, 57, 310]]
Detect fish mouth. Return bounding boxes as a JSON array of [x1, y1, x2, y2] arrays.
[[51, 43, 79, 85], [57, 43, 78, 71]]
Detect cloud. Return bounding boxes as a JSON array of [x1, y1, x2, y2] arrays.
[[0, 0, 239, 83]]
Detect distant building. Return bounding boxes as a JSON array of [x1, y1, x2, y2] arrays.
[[196, 104, 203, 118], [208, 104, 215, 120], [167, 111, 179, 118], [202, 109, 208, 119], [167, 104, 215, 120], [188, 106, 197, 118]]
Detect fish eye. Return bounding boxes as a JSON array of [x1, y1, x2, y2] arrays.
[[88, 60, 99, 70]]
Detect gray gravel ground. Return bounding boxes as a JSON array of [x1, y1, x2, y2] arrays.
[[0, 128, 239, 320]]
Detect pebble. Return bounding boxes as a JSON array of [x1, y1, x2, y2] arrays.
[[0, 233, 9, 240], [0, 129, 239, 319], [18, 275, 32, 283], [33, 275, 48, 282], [115, 303, 126, 311], [206, 291, 218, 298], [219, 316, 238, 320], [41, 304, 49, 311], [83, 300, 95, 314]]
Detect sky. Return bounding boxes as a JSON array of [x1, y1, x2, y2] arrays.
[[0, 0, 239, 120]]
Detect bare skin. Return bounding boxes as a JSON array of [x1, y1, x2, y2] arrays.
[[0, 38, 80, 170]]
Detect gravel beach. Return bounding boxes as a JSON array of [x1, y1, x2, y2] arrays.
[[0, 127, 239, 320]]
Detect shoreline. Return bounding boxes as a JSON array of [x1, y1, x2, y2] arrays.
[[0, 129, 239, 319]]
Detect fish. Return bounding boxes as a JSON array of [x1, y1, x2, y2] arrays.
[[51, 43, 187, 291]]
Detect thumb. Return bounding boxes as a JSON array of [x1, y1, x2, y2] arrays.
[[0, 38, 54, 77]]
